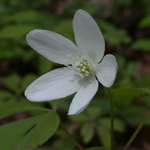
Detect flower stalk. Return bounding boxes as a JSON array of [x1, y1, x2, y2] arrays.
[[123, 110, 150, 150], [60, 121, 84, 150]]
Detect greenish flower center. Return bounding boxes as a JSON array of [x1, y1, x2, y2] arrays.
[[73, 55, 94, 77]]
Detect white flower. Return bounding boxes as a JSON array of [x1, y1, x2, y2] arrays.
[[25, 9, 118, 115]]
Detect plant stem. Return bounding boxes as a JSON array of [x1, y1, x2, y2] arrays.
[[123, 110, 150, 150], [60, 121, 84, 150], [108, 88, 114, 150]]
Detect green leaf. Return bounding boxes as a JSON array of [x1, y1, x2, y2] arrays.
[[97, 20, 132, 45], [5, 74, 20, 92], [112, 87, 150, 104], [52, 129, 76, 150], [69, 113, 88, 123], [81, 123, 94, 143], [86, 147, 109, 150], [3, 10, 44, 23], [86, 106, 101, 118], [0, 90, 15, 102], [138, 14, 150, 28], [132, 39, 150, 51], [0, 101, 49, 119], [97, 126, 111, 149], [113, 119, 125, 132], [53, 20, 75, 42], [38, 55, 53, 74], [121, 105, 149, 125], [99, 118, 125, 132], [0, 112, 60, 150], [21, 74, 37, 92], [49, 95, 72, 111], [0, 48, 14, 59], [0, 24, 36, 39], [139, 74, 150, 87]]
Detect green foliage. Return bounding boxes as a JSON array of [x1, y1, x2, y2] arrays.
[[97, 125, 111, 149], [38, 55, 54, 74], [69, 103, 125, 148], [121, 105, 149, 125], [0, 90, 15, 102], [99, 118, 125, 133], [0, 24, 36, 39], [0, 101, 48, 119], [138, 14, 150, 28], [0, 101, 60, 150], [81, 123, 95, 143], [97, 21, 132, 46], [112, 87, 150, 104], [69, 113, 89, 123], [86, 147, 109, 150], [21, 74, 38, 92], [132, 38, 150, 51], [53, 20, 75, 42], [49, 95, 72, 111], [2, 10, 45, 23], [0, 112, 59, 150], [5, 74, 20, 92], [0, 0, 150, 149], [97, 118, 125, 148], [114, 0, 133, 5]]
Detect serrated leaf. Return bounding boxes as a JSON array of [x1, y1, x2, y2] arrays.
[[5, 74, 20, 92], [81, 123, 94, 143], [0, 101, 49, 119], [0, 112, 60, 150], [97, 126, 111, 149], [112, 87, 150, 104]]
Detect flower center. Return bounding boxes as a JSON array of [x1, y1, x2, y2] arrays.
[[73, 55, 94, 77]]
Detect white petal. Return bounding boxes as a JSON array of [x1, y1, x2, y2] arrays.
[[68, 74, 98, 115], [73, 9, 105, 63], [25, 67, 81, 101], [95, 54, 118, 87], [26, 29, 80, 65]]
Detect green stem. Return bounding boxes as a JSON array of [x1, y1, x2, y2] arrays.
[[108, 88, 114, 150], [60, 121, 84, 150], [123, 110, 150, 150]]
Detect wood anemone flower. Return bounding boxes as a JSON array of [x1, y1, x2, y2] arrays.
[[25, 9, 118, 115]]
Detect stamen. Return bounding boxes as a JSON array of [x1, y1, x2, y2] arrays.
[[72, 55, 94, 77]]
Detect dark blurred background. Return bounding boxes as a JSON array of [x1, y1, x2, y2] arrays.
[[0, 0, 150, 150]]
